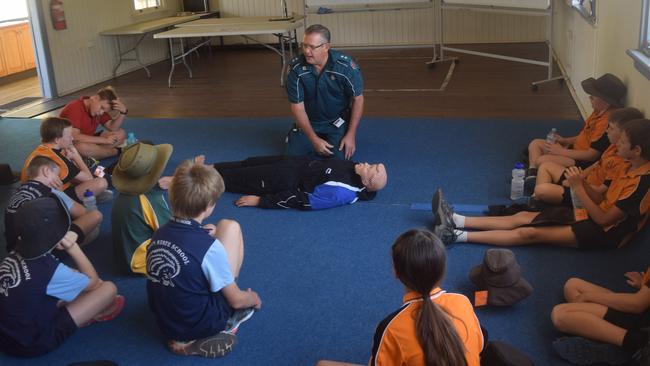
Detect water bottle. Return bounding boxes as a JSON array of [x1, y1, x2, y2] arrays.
[[510, 163, 526, 200], [126, 132, 137, 146], [82, 190, 97, 211], [546, 128, 557, 144], [570, 186, 588, 221]]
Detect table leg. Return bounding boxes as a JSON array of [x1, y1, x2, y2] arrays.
[[167, 38, 176, 88]]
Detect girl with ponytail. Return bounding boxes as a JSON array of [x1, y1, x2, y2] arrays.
[[316, 229, 484, 366]]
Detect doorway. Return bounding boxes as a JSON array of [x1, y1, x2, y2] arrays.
[[0, 0, 57, 115]]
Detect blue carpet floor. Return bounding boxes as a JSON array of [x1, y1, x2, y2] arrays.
[[1, 116, 648, 366]]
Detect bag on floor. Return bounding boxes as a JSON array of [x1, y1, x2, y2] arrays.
[[480, 341, 534, 366]]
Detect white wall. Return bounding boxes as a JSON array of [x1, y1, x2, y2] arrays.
[[218, 0, 548, 46], [41, 0, 182, 95], [552, 0, 650, 117]]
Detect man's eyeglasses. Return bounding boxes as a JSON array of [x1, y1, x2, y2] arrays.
[[301, 42, 328, 51]]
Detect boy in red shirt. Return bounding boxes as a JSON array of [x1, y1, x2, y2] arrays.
[[59, 86, 128, 159]]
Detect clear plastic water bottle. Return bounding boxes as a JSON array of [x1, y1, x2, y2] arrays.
[[570, 186, 588, 221], [510, 163, 526, 200], [546, 128, 557, 144], [82, 190, 97, 211], [126, 132, 137, 146]]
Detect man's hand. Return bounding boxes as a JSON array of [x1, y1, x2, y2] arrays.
[[544, 142, 566, 155], [565, 166, 584, 187], [625, 271, 645, 289], [111, 99, 127, 115], [311, 137, 334, 156], [235, 195, 261, 207], [56, 231, 79, 251], [339, 133, 356, 160]]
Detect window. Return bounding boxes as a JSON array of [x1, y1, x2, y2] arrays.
[[133, 0, 164, 13], [627, 0, 650, 79], [571, 0, 596, 24], [0, 0, 28, 23], [642, 0, 650, 57]]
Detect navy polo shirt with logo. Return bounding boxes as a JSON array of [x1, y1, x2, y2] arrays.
[[146, 217, 234, 341], [286, 49, 364, 124], [4, 181, 74, 252], [0, 253, 88, 354]]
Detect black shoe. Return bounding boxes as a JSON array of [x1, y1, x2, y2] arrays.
[[83, 156, 99, 171], [431, 189, 442, 226], [432, 189, 457, 245], [524, 175, 537, 197], [553, 337, 630, 365]]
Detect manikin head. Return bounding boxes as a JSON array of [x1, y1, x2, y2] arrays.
[[355, 162, 388, 192]]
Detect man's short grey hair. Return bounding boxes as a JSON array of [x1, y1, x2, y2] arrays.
[[305, 24, 331, 43]]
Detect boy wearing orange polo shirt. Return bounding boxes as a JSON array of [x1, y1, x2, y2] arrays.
[[532, 107, 644, 205], [550, 269, 650, 365], [434, 119, 650, 251], [525, 73, 627, 183]]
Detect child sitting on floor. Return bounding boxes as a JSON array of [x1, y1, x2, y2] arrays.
[[0, 195, 123, 357], [316, 229, 484, 366], [146, 160, 261, 358], [532, 107, 644, 205], [434, 118, 650, 251], [551, 270, 650, 365], [5, 156, 103, 252]]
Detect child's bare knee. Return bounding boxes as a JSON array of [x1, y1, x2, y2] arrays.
[[89, 210, 103, 224], [96, 178, 108, 191], [217, 219, 241, 234], [514, 227, 539, 242], [101, 281, 118, 297]]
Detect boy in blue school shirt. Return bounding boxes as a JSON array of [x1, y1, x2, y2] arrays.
[[0, 195, 124, 357], [146, 160, 261, 358]]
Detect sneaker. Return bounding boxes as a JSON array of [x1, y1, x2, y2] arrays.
[[552, 337, 631, 365], [168, 332, 237, 358], [524, 175, 537, 197], [224, 308, 255, 334], [83, 295, 125, 327], [96, 190, 114, 203]]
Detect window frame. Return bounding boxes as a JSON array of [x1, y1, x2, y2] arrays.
[[627, 0, 650, 80], [132, 0, 166, 16]]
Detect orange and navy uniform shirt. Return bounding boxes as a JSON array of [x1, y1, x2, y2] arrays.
[[20, 145, 80, 190], [586, 144, 629, 188], [370, 289, 483, 366], [572, 108, 614, 152], [596, 161, 650, 245]]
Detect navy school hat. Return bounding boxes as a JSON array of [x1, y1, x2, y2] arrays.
[[14, 194, 71, 259], [469, 248, 533, 306]]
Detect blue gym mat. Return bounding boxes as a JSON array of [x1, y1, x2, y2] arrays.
[[1, 116, 646, 366]]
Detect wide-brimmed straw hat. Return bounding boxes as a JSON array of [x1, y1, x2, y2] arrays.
[[14, 194, 71, 259], [581, 73, 626, 107], [112, 142, 172, 195], [469, 248, 533, 306]]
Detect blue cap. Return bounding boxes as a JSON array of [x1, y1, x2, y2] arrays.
[[514, 163, 525, 169], [83, 189, 94, 197]]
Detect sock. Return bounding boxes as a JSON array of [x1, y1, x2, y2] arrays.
[[622, 329, 649, 353], [452, 213, 465, 228], [454, 230, 468, 243]]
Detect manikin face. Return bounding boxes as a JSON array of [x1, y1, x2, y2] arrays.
[[355, 163, 388, 192], [606, 121, 622, 145], [301, 32, 330, 68], [55, 126, 74, 149], [88, 95, 111, 117]]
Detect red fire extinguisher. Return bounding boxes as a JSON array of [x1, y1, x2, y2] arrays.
[[51, 0, 67, 31]]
